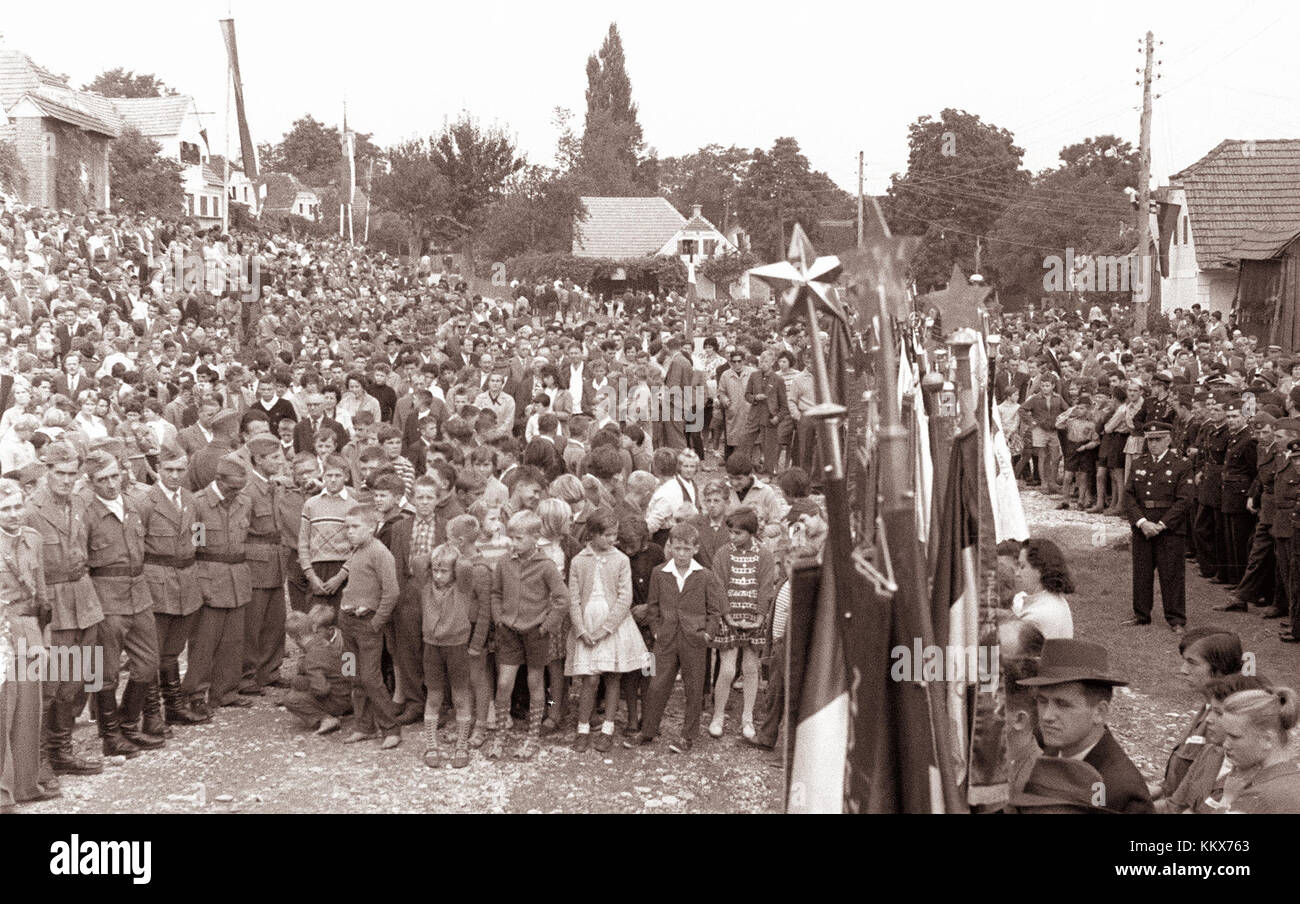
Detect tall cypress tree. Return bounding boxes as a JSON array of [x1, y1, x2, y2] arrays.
[[578, 23, 655, 196]]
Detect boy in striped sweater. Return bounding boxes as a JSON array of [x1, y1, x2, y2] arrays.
[[298, 453, 354, 612]]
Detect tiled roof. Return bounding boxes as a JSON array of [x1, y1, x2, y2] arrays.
[[572, 196, 686, 258], [1171, 139, 1300, 270], [1228, 221, 1300, 261], [16, 89, 120, 137], [201, 161, 225, 186], [111, 95, 194, 138]]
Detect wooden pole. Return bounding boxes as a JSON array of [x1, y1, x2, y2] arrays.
[[857, 151, 865, 249], [1133, 30, 1155, 335]]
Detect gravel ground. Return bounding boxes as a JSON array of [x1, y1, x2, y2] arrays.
[[33, 482, 1297, 813]]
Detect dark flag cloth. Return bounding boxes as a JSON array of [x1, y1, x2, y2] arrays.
[[785, 554, 847, 812], [219, 19, 259, 179]]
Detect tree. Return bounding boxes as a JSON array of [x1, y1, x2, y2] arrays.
[[109, 127, 184, 217], [733, 137, 852, 260], [882, 108, 1028, 290], [658, 144, 752, 232], [83, 68, 175, 98], [480, 165, 586, 264], [575, 23, 656, 196], [372, 138, 454, 264], [985, 135, 1138, 309], [262, 115, 381, 189], [428, 114, 525, 273]]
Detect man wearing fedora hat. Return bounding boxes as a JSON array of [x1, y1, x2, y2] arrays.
[[1018, 639, 1154, 814], [1122, 420, 1193, 635]]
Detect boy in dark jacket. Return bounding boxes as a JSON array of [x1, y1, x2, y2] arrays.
[[282, 606, 352, 734]]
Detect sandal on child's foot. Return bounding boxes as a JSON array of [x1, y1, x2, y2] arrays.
[[468, 727, 486, 749], [742, 721, 756, 741], [574, 732, 591, 753], [315, 717, 341, 735], [708, 716, 725, 738], [422, 748, 439, 768]]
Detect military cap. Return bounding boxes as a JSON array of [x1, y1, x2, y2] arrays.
[[1142, 421, 1172, 435], [157, 440, 187, 462], [1153, 370, 1173, 384], [1193, 390, 1210, 402], [1274, 418, 1300, 433], [83, 449, 118, 476], [41, 441, 80, 465], [215, 456, 248, 481], [212, 410, 241, 433], [1250, 412, 1277, 428], [85, 436, 126, 460]]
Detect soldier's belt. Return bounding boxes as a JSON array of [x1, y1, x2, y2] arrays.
[[1141, 501, 1172, 509], [45, 565, 88, 585], [90, 564, 144, 578], [144, 553, 195, 569], [195, 550, 246, 564], [246, 535, 278, 545]]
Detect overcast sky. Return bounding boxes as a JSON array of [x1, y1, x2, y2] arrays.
[[5, 0, 1299, 196]]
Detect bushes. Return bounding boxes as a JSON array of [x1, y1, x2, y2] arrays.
[[500, 252, 687, 292]]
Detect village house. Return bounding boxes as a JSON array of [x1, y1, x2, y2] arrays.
[[257, 172, 320, 221]]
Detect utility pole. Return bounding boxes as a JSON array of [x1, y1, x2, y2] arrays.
[[857, 151, 865, 248], [1133, 30, 1155, 335]]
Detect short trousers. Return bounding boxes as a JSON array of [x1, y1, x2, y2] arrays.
[[494, 623, 550, 668]]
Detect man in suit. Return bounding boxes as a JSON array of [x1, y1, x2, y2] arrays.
[[1017, 639, 1155, 814], [293, 392, 349, 453], [53, 350, 91, 400], [1123, 421, 1194, 634], [659, 336, 694, 451], [178, 395, 221, 457]]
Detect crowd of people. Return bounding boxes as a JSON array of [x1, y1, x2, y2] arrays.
[[0, 202, 830, 812], [993, 301, 1300, 813], [1, 196, 1298, 814]]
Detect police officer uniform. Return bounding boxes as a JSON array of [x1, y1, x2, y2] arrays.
[[1270, 420, 1300, 625], [1221, 413, 1259, 585], [1122, 422, 1194, 633], [1192, 407, 1229, 580], [1224, 415, 1278, 610]]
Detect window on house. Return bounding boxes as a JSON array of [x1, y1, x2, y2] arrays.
[[44, 132, 56, 156], [185, 194, 194, 216], [703, 239, 717, 257], [200, 196, 208, 217], [1182, 216, 1188, 245], [179, 142, 201, 166], [679, 239, 697, 257]]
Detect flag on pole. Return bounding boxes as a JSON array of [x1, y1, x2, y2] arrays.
[[219, 19, 258, 179]]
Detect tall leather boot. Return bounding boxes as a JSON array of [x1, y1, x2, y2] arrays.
[[119, 680, 165, 750], [49, 700, 103, 775], [143, 680, 171, 738], [39, 699, 62, 792], [96, 689, 142, 759], [160, 662, 207, 725]]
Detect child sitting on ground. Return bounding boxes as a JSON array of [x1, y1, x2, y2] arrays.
[[282, 605, 352, 735]]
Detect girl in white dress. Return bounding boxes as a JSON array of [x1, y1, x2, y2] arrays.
[[566, 508, 649, 752]]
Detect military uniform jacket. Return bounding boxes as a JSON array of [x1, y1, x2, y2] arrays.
[[0, 526, 49, 648], [1251, 441, 1279, 526], [1198, 422, 1229, 507], [1123, 449, 1195, 535], [24, 486, 103, 631], [243, 470, 283, 589], [85, 493, 151, 616], [276, 483, 305, 574], [1275, 455, 1300, 540], [192, 484, 252, 608], [138, 483, 203, 617], [1221, 429, 1258, 515]]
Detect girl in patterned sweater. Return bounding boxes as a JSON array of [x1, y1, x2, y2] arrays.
[[707, 506, 775, 740]]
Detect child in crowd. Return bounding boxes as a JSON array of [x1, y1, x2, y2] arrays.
[[445, 514, 495, 747], [337, 503, 403, 749], [566, 508, 649, 752], [618, 515, 662, 736], [282, 606, 351, 735], [413, 544, 483, 768], [707, 506, 775, 740], [470, 499, 512, 565], [488, 510, 569, 760], [537, 498, 575, 732], [626, 522, 726, 753]]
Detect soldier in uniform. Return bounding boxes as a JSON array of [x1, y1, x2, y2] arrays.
[[1221, 414, 1277, 612], [1122, 421, 1194, 635], [1267, 419, 1300, 625], [181, 456, 252, 712], [1192, 398, 1229, 580], [83, 449, 162, 757], [240, 435, 288, 695], [1220, 404, 1259, 587], [24, 442, 104, 777], [0, 478, 60, 810], [138, 441, 207, 727], [279, 453, 319, 615]]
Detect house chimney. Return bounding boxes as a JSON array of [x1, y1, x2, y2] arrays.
[[692, 204, 702, 219]]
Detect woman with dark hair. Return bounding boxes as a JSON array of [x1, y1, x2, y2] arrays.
[[1011, 538, 1074, 639], [1150, 628, 1244, 809]]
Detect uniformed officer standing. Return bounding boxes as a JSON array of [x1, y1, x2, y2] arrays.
[[1192, 400, 1229, 580], [24, 442, 104, 777], [180, 456, 251, 712], [83, 449, 162, 757], [0, 478, 60, 809], [138, 441, 207, 727], [240, 435, 287, 695], [1220, 405, 1259, 586], [1221, 414, 1277, 611], [1267, 419, 1300, 624], [1122, 422, 1194, 635]]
